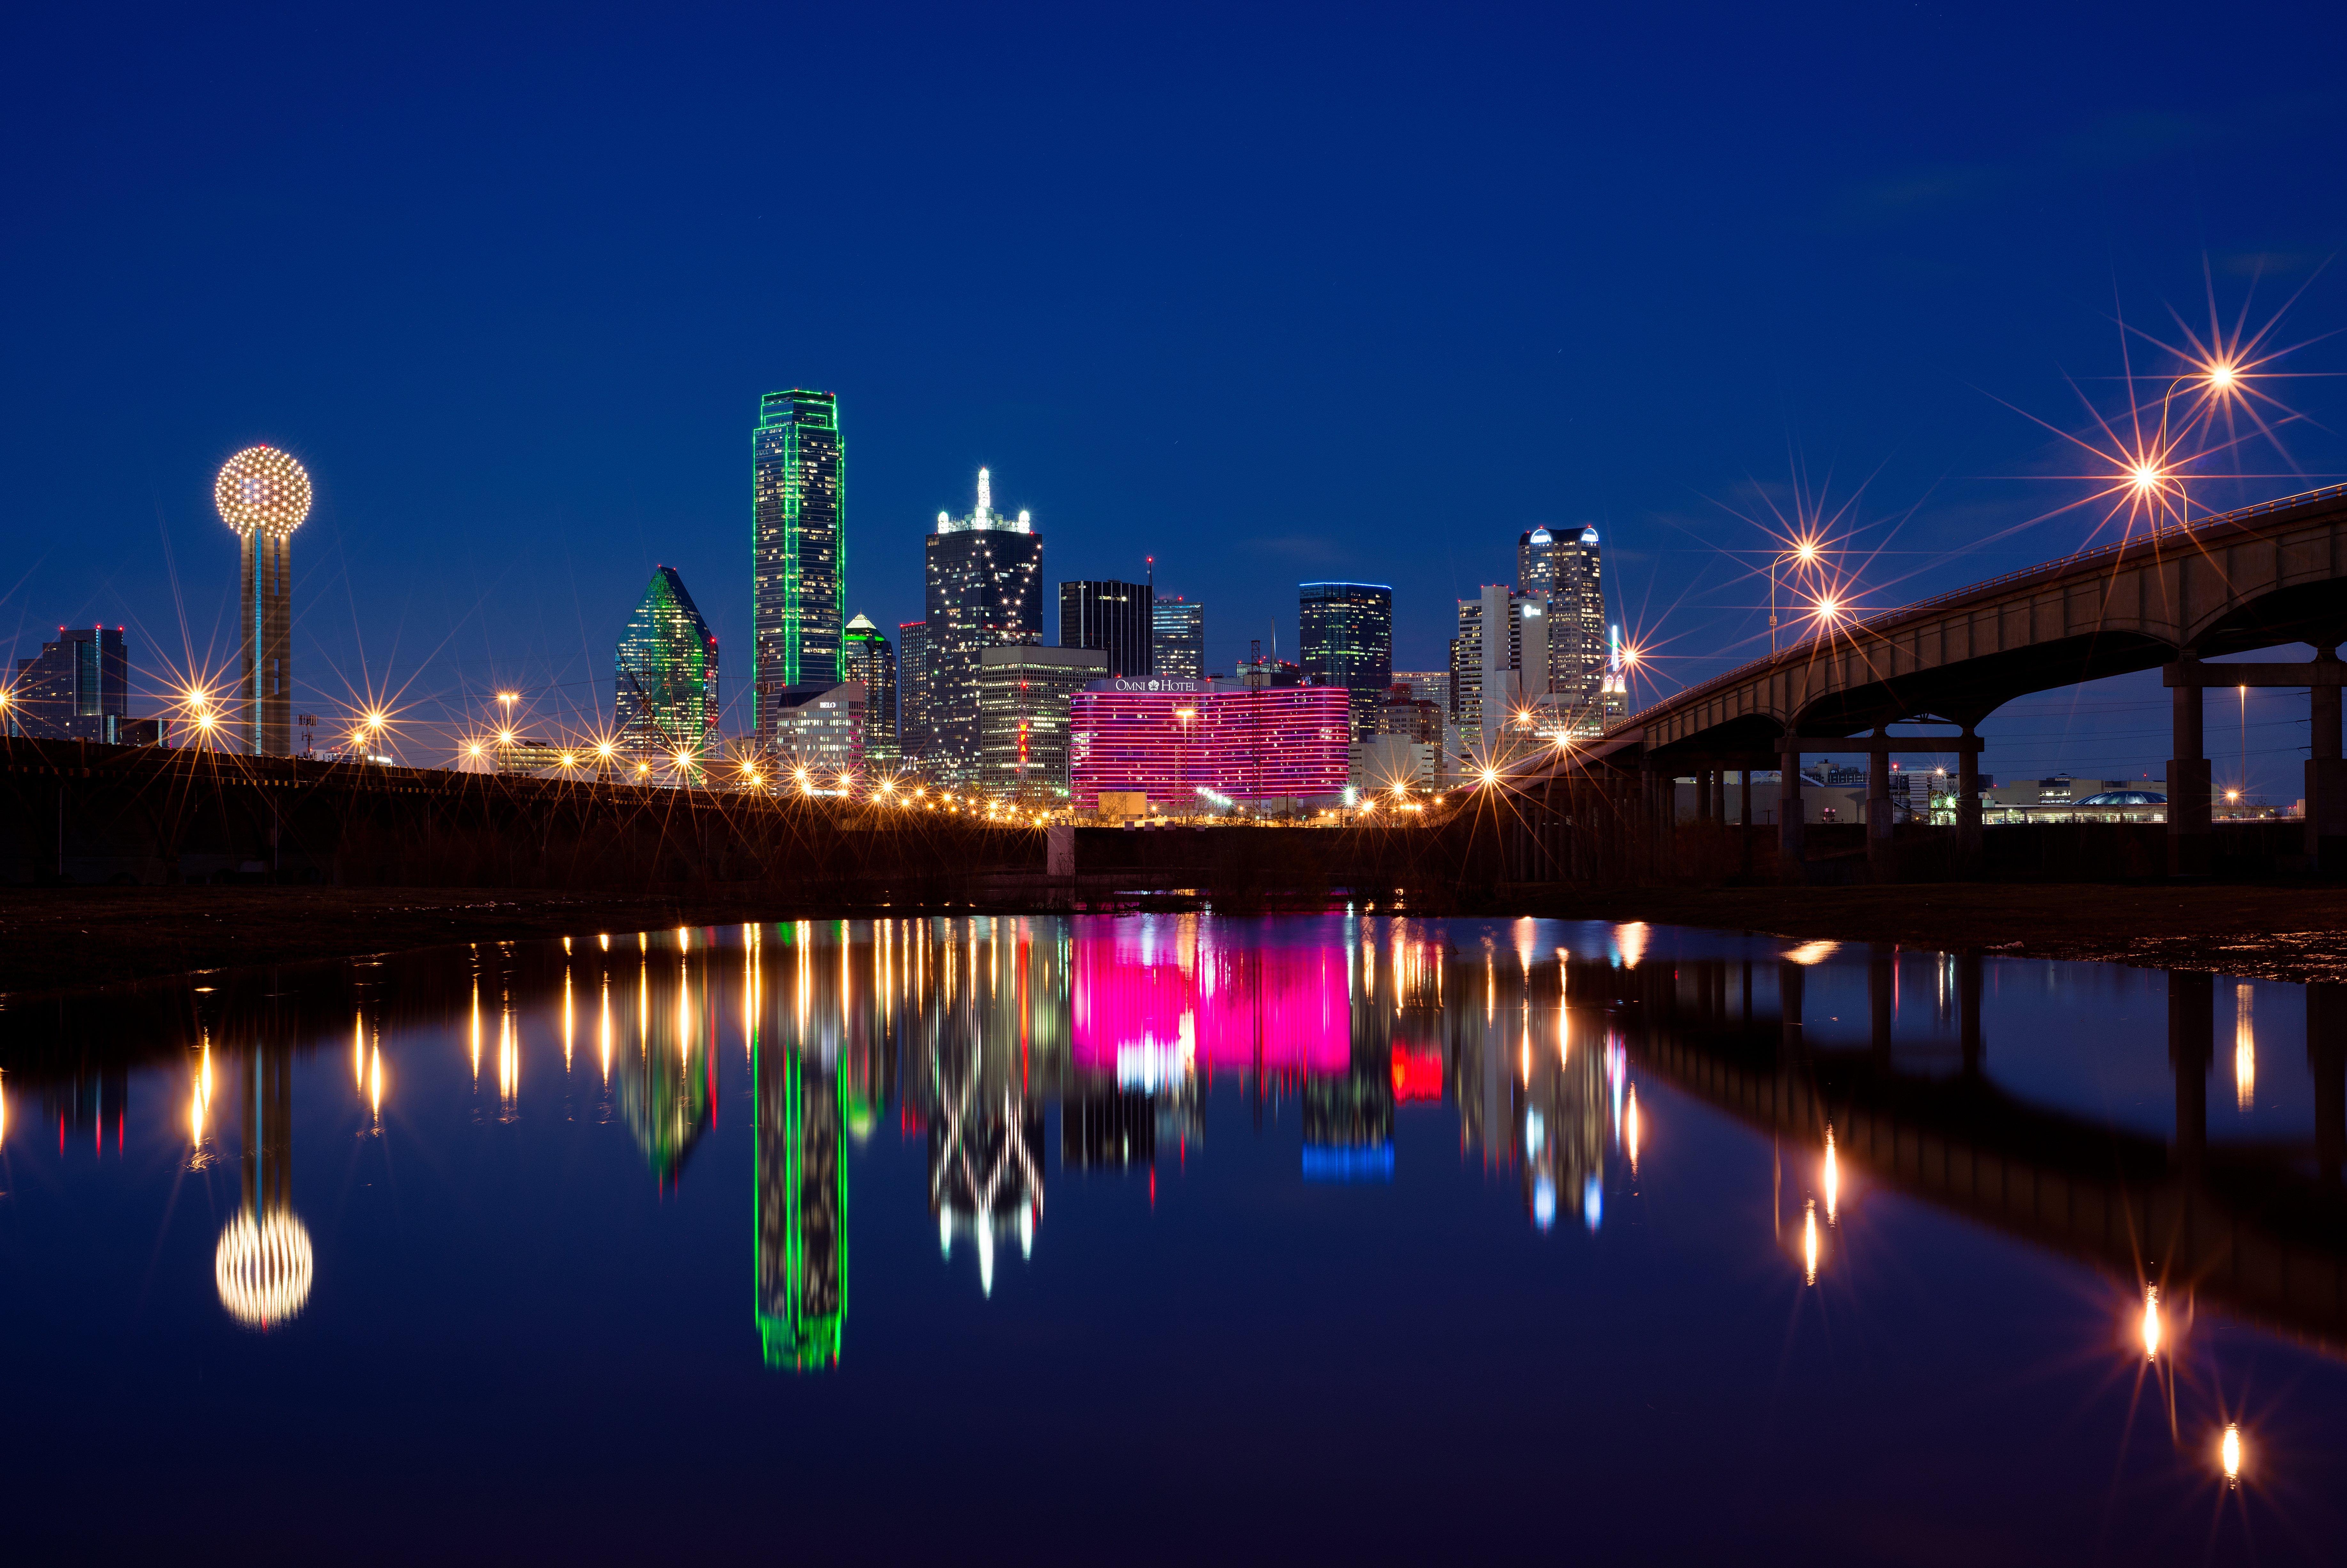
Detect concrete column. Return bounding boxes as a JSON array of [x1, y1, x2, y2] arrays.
[[1778, 741, 1805, 883], [1957, 953, 1983, 1075], [1868, 946, 1894, 1065], [1956, 730, 1982, 876], [2309, 982, 2346, 1183], [2168, 667, 2211, 878], [2308, 649, 2346, 874], [1739, 767, 1755, 876], [2168, 968, 2213, 1166], [1696, 768, 1713, 826], [1867, 736, 1894, 882]]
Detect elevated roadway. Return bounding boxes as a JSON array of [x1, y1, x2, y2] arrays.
[[1527, 482, 2347, 881]]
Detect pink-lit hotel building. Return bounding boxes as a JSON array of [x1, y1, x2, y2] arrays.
[[1068, 678, 1350, 807]]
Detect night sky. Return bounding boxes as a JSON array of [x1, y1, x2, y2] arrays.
[[6, 1, 2346, 793]]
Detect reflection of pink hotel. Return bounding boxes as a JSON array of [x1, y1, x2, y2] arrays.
[[1073, 925, 1350, 1084], [1068, 681, 1350, 806]]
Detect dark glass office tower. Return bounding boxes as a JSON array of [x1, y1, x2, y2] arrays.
[[924, 469, 1044, 784], [841, 613, 898, 763], [897, 621, 930, 770], [9, 626, 127, 741], [753, 390, 844, 744], [616, 566, 719, 757], [1152, 596, 1204, 680], [1299, 582, 1393, 741], [1058, 580, 1152, 679], [1520, 525, 1606, 714]]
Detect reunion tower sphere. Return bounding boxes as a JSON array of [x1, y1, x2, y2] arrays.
[[214, 1209, 316, 1329], [214, 444, 313, 537]]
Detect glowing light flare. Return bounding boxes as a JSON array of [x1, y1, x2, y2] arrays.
[[2222, 1423, 2243, 1483], [1823, 1125, 1840, 1225], [1783, 940, 1839, 967], [1803, 1200, 1820, 1286], [2142, 1285, 2164, 1359], [1625, 1086, 1641, 1173]]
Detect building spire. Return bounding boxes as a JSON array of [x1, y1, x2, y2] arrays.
[[976, 466, 992, 523]]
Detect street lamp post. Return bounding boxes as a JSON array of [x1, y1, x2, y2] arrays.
[[1770, 539, 1821, 655]]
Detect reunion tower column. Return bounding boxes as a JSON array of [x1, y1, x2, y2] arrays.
[[214, 445, 313, 756]]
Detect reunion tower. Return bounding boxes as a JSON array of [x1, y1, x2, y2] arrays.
[[214, 445, 312, 756]]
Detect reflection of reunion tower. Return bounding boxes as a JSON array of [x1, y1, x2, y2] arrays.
[[214, 446, 314, 756], [215, 1045, 314, 1328]]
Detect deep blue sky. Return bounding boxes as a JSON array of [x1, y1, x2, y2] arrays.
[[5, 1, 2346, 792]]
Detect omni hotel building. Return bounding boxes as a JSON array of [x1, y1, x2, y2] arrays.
[[1069, 678, 1351, 809]]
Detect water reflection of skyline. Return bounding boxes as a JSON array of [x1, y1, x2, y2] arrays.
[[6, 916, 2346, 1407]]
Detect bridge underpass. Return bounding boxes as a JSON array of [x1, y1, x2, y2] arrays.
[[1508, 482, 2347, 884]]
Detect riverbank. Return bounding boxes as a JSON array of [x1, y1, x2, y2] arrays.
[[0, 881, 2341, 1000]]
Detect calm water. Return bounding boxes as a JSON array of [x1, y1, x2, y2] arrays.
[[4, 915, 2344, 1565]]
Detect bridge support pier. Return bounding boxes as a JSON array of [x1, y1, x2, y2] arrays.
[[2168, 663, 2212, 878], [1866, 734, 1894, 883], [1868, 946, 1894, 1064], [2312, 982, 2347, 1183], [2169, 968, 2213, 1166], [1739, 767, 1754, 877], [2309, 647, 2347, 874], [1696, 768, 1713, 827], [1956, 728, 1981, 877], [1777, 740, 1805, 884], [1957, 953, 1982, 1074]]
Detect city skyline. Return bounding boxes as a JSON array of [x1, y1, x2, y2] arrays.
[[7, 7, 2347, 797]]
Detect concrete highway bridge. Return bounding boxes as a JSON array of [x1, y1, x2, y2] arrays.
[[1508, 482, 2347, 883]]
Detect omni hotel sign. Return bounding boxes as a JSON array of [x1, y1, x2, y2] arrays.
[[1105, 678, 1205, 694]]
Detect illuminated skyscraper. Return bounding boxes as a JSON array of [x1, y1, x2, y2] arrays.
[[615, 566, 719, 758], [753, 390, 844, 743], [1153, 596, 1205, 680], [214, 446, 312, 756], [1450, 586, 1548, 753], [1059, 581, 1152, 679], [1519, 525, 1606, 717], [841, 614, 897, 763], [1298, 582, 1392, 742], [976, 644, 1107, 796], [923, 469, 1044, 784]]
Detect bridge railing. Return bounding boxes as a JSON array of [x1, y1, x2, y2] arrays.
[[1616, 480, 2347, 733]]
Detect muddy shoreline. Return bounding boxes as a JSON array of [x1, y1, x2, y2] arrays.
[[0, 880, 2341, 1002]]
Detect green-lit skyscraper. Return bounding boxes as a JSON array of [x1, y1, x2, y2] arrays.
[[841, 613, 898, 764], [754, 390, 845, 744], [616, 566, 719, 758]]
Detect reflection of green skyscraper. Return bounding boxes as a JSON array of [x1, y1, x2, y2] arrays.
[[757, 1041, 846, 1371], [615, 566, 719, 758]]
